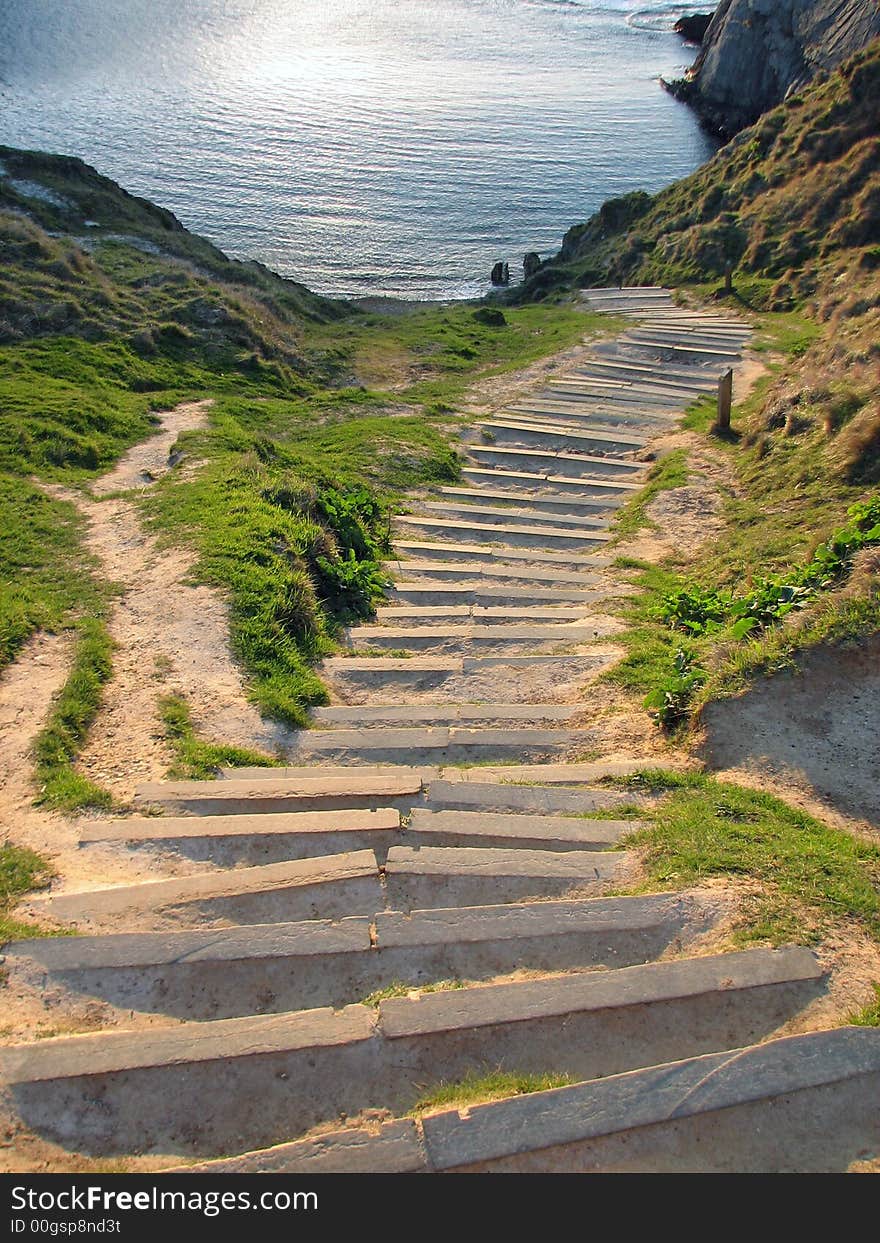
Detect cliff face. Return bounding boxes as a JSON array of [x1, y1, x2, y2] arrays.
[[680, 0, 880, 136]]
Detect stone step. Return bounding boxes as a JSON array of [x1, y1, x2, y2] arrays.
[[349, 621, 614, 654], [387, 582, 605, 606], [414, 501, 609, 531], [375, 604, 594, 625], [580, 358, 721, 387], [407, 808, 636, 851], [310, 703, 582, 727], [0, 946, 818, 1159], [619, 337, 741, 361], [627, 331, 747, 352], [464, 444, 644, 478], [541, 380, 683, 408], [391, 539, 609, 571], [134, 772, 423, 814], [322, 652, 613, 689], [437, 485, 619, 514], [27, 850, 383, 933], [507, 402, 672, 430], [384, 844, 629, 909], [474, 419, 645, 454], [77, 808, 401, 867], [421, 1026, 878, 1174], [461, 466, 641, 497], [423, 779, 640, 815], [386, 559, 603, 587], [394, 515, 611, 551], [566, 369, 716, 397], [286, 726, 595, 765], [7, 892, 705, 1021]]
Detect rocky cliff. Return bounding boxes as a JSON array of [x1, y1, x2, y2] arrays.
[[672, 0, 880, 137]]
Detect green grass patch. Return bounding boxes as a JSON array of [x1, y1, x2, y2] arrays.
[[0, 844, 55, 943], [32, 618, 114, 811], [158, 695, 281, 780], [620, 770, 880, 944], [411, 1069, 575, 1116], [361, 978, 466, 1007], [847, 984, 880, 1028], [614, 450, 689, 537]]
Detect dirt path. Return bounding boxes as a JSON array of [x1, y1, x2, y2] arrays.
[[44, 401, 293, 802], [90, 399, 213, 496]]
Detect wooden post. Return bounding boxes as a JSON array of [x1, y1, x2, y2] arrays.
[[716, 367, 733, 433]]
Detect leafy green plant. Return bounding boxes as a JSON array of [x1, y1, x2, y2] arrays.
[[643, 647, 708, 728]]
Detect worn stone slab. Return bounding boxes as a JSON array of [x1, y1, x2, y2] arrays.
[[391, 539, 609, 569], [134, 773, 422, 814], [387, 586, 604, 607], [395, 515, 611, 550], [441, 759, 669, 784], [351, 623, 614, 650], [384, 845, 627, 909], [415, 501, 609, 532], [422, 1027, 880, 1174], [29, 850, 383, 931], [460, 466, 641, 496], [620, 337, 741, 360], [79, 808, 400, 844], [465, 444, 644, 478], [476, 419, 646, 453], [311, 704, 581, 726], [386, 558, 604, 586], [176, 1120, 426, 1174], [0, 1006, 381, 1157], [437, 486, 617, 515], [407, 808, 633, 850], [375, 605, 595, 623], [423, 779, 637, 815]]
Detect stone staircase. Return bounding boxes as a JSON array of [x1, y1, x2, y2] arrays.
[[4, 288, 878, 1173]]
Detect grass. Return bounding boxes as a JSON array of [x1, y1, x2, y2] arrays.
[[613, 449, 689, 537], [847, 984, 880, 1027], [618, 770, 880, 945], [32, 618, 115, 811], [361, 979, 466, 1007], [158, 695, 281, 780], [0, 844, 55, 943], [411, 1069, 575, 1116]]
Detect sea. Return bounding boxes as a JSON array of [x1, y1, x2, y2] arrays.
[[0, 0, 717, 300]]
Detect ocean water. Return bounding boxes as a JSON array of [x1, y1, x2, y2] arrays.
[[0, 0, 715, 299]]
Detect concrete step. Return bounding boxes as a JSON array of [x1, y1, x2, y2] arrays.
[[77, 808, 401, 867], [414, 501, 609, 532], [349, 621, 614, 655], [423, 779, 641, 815], [384, 844, 629, 909], [27, 850, 383, 933], [506, 401, 674, 429], [386, 554, 604, 584], [391, 539, 609, 571], [7, 892, 707, 1021], [465, 444, 644, 479], [386, 582, 605, 606], [474, 419, 645, 455], [394, 515, 611, 551], [421, 1026, 879, 1174], [436, 486, 621, 515], [566, 370, 716, 398], [627, 331, 747, 353], [134, 772, 422, 814], [375, 605, 595, 625], [1, 946, 818, 1159], [310, 704, 582, 727], [541, 381, 683, 409], [322, 652, 613, 689], [460, 466, 641, 497], [286, 726, 595, 765], [579, 358, 721, 388], [619, 337, 741, 362], [407, 808, 637, 851]]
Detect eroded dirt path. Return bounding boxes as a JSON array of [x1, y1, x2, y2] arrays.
[[45, 401, 292, 802]]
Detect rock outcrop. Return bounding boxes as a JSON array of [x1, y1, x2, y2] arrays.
[[674, 14, 714, 45], [669, 0, 880, 138]]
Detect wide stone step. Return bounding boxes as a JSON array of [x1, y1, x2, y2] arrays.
[[406, 808, 637, 851], [384, 844, 627, 908], [619, 337, 741, 361], [134, 772, 422, 814], [349, 621, 614, 654], [310, 703, 582, 727], [0, 947, 821, 1157], [627, 331, 747, 353], [437, 486, 620, 515], [386, 557, 604, 586], [474, 419, 645, 454], [391, 539, 608, 571], [375, 604, 594, 624], [414, 501, 609, 532], [507, 402, 673, 431], [394, 515, 611, 550], [6, 892, 705, 1021], [540, 381, 683, 409], [423, 778, 641, 815], [465, 444, 644, 478], [26, 850, 383, 932], [460, 466, 641, 497], [580, 358, 721, 387], [421, 1027, 879, 1174], [78, 808, 401, 866], [566, 369, 716, 398], [286, 726, 595, 765], [386, 582, 605, 606], [322, 652, 613, 689]]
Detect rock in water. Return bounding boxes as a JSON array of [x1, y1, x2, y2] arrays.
[[523, 252, 541, 279], [674, 14, 714, 45], [490, 260, 510, 286]]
